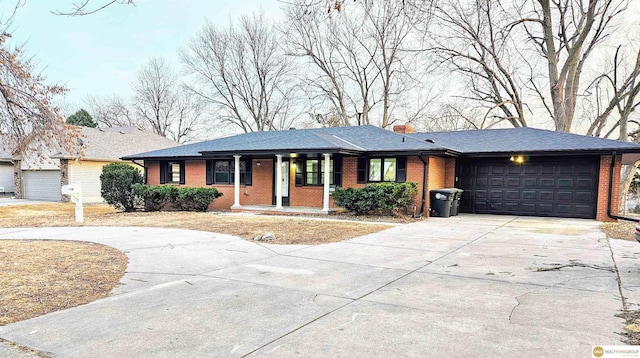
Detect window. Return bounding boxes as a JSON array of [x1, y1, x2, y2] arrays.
[[358, 157, 406, 183], [369, 158, 397, 182], [305, 159, 334, 185], [160, 160, 185, 184], [295, 155, 342, 187], [306, 160, 319, 185], [207, 159, 251, 185], [214, 161, 230, 184]]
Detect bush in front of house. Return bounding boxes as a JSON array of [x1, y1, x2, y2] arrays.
[[332, 182, 418, 215], [132, 184, 222, 212], [132, 184, 178, 212], [175, 187, 223, 212], [100, 163, 144, 212]]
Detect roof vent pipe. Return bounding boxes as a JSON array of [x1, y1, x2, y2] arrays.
[[425, 139, 434, 143]]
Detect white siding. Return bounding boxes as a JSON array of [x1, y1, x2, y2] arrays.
[[23, 170, 61, 201], [69, 161, 143, 203], [0, 163, 14, 193], [69, 161, 106, 203]]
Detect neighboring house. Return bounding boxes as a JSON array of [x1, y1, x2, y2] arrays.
[[15, 126, 178, 202], [122, 125, 640, 221]]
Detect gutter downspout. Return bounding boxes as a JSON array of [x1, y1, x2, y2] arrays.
[[129, 160, 148, 184], [417, 155, 429, 217], [129, 160, 145, 169], [608, 152, 639, 222]]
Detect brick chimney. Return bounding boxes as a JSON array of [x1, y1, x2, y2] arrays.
[[393, 125, 415, 134]]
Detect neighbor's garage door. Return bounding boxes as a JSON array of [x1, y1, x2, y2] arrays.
[[456, 156, 599, 219], [22, 170, 61, 201]]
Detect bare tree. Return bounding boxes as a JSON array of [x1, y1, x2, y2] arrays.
[[0, 32, 78, 158], [85, 94, 140, 128], [132, 57, 203, 143], [283, 0, 430, 128], [514, 0, 629, 132], [586, 45, 640, 140], [52, 0, 134, 16], [429, 0, 530, 128], [429, 0, 631, 133], [282, 4, 352, 126], [364, 1, 426, 128], [181, 12, 296, 133]]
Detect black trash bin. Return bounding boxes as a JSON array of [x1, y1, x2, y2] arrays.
[[430, 189, 456, 218], [449, 188, 464, 216]]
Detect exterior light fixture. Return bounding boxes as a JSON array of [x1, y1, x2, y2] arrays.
[[509, 155, 526, 164], [256, 161, 261, 167]]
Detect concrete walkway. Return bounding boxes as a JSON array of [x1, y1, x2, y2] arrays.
[[0, 214, 636, 357], [0, 198, 56, 206]]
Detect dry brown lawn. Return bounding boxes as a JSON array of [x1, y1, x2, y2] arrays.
[[0, 203, 394, 244], [0, 240, 127, 326], [601, 221, 636, 241]]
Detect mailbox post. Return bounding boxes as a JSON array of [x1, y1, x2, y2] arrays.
[[61, 184, 83, 223]]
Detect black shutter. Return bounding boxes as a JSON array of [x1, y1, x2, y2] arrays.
[[179, 161, 186, 184], [244, 159, 252, 186], [295, 158, 304, 186], [396, 157, 407, 183], [333, 156, 342, 186], [159, 161, 167, 184], [206, 160, 213, 185], [357, 157, 367, 184]]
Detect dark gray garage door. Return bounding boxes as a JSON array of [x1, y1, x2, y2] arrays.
[[456, 156, 599, 219]]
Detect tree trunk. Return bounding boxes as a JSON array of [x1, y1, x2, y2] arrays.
[[619, 161, 640, 214]]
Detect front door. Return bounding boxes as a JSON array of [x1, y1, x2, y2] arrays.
[[273, 160, 290, 206]]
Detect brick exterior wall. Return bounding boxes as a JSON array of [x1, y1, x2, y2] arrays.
[[146, 161, 160, 185], [426, 156, 447, 217], [597, 154, 622, 222], [145, 153, 623, 221], [341, 156, 365, 189], [147, 156, 431, 211]]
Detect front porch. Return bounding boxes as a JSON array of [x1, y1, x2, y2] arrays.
[[230, 205, 345, 216]]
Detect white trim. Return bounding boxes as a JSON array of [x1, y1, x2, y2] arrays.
[[322, 153, 331, 212], [275, 155, 283, 209], [231, 155, 241, 208]]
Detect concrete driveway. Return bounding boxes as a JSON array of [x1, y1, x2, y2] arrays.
[[0, 214, 638, 357]]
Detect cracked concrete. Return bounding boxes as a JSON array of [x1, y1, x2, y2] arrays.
[[0, 214, 636, 357]]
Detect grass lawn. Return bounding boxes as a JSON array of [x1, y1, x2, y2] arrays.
[[0, 202, 397, 327]]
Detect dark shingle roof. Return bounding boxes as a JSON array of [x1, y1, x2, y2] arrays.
[[122, 125, 640, 160], [122, 125, 451, 159], [409, 127, 640, 154]]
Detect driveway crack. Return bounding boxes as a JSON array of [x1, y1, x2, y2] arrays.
[[508, 293, 528, 323]]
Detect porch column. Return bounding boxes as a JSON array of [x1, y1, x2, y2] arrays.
[[231, 155, 241, 208], [322, 153, 331, 212], [275, 154, 283, 209]]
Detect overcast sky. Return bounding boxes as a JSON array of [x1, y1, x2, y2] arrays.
[[1, 0, 282, 114]]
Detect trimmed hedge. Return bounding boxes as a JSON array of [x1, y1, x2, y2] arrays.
[[332, 182, 418, 215], [132, 184, 222, 212], [100, 163, 144, 212]]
